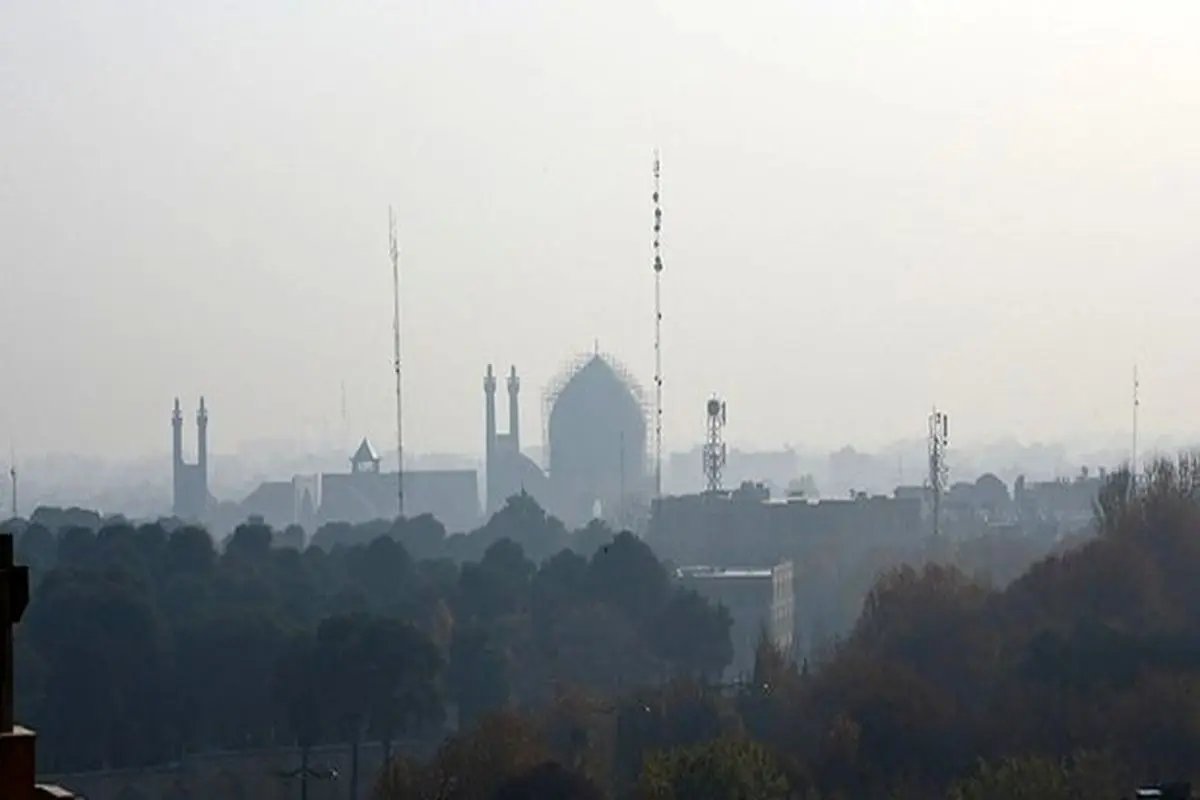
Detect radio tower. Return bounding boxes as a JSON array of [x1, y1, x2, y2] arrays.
[[652, 151, 664, 504], [389, 207, 405, 518], [1131, 364, 1140, 492], [927, 408, 949, 537], [702, 396, 727, 494]]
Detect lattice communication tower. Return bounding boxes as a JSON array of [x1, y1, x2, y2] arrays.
[[652, 151, 664, 504], [703, 396, 727, 494], [927, 408, 949, 537]]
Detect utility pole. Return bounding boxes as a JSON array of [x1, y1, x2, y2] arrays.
[[651, 151, 664, 507], [389, 208, 405, 518]]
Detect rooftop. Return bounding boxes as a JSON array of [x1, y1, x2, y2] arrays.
[[350, 438, 380, 464], [676, 566, 774, 580]]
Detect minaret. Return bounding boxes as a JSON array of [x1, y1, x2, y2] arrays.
[[171, 398, 183, 515], [507, 365, 520, 454], [196, 396, 209, 512], [484, 365, 497, 512]]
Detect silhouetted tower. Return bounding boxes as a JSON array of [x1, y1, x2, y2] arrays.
[[197, 396, 208, 498], [390, 207, 405, 517], [703, 396, 727, 494], [652, 151, 664, 504], [171, 397, 209, 520], [484, 364, 498, 510], [927, 408, 949, 537], [171, 398, 183, 509], [507, 365, 520, 453]]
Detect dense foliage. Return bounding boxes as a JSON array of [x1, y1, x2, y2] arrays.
[[15, 457, 1200, 798], [374, 459, 1200, 798], [10, 492, 732, 784]]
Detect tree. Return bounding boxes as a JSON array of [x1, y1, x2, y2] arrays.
[[649, 588, 732, 678], [449, 623, 511, 727], [273, 632, 327, 800], [635, 737, 789, 800], [494, 761, 604, 800], [586, 532, 669, 621], [415, 712, 548, 800], [363, 616, 444, 763]]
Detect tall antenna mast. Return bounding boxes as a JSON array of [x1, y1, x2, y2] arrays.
[[927, 408, 949, 538], [652, 150, 664, 505], [389, 207, 405, 518], [1131, 365, 1140, 491]]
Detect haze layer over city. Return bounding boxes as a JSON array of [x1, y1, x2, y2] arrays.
[[11, 4, 1200, 800], [4, 0, 1200, 507]]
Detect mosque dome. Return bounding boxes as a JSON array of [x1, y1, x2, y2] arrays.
[[546, 353, 647, 526]]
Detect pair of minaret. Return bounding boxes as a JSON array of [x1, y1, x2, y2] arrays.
[[484, 365, 519, 512], [171, 397, 208, 518]]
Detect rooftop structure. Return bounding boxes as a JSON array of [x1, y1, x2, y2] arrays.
[[350, 438, 381, 474], [484, 364, 548, 514], [677, 559, 794, 680], [544, 351, 649, 528]]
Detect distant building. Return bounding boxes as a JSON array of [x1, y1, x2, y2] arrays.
[[484, 364, 549, 515], [545, 352, 648, 529], [179, 350, 654, 535], [236, 438, 480, 534], [677, 561, 794, 681], [650, 490, 924, 568], [171, 397, 212, 521]]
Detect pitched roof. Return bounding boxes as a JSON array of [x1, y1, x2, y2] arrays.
[[350, 437, 380, 464]]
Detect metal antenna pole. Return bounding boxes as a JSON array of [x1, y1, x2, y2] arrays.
[[1131, 365, 1139, 493], [389, 208, 405, 518], [927, 408, 948, 538], [652, 151, 664, 505]]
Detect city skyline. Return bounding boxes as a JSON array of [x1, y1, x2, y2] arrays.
[[3, 1, 1198, 459]]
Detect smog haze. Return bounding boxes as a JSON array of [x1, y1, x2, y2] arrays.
[[2, 0, 1198, 459]]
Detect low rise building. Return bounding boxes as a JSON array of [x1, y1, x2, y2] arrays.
[[676, 560, 794, 681]]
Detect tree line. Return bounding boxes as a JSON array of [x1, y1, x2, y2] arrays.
[[15, 458, 1200, 797], [10, 492, 732, 790], [372, 459, 1200, 798]]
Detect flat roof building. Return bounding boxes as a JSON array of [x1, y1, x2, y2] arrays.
[[677, 560, 794, 681]]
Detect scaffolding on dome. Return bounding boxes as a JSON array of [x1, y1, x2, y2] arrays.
[[540, 349, 652, 477]]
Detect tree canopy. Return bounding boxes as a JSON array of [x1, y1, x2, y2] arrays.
[[15, 460, 1200, 799]]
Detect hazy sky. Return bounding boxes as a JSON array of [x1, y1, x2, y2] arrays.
[[3, 1, 1199, 461]]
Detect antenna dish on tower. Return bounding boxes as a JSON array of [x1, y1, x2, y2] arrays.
[[703, 395, 727, 494]]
